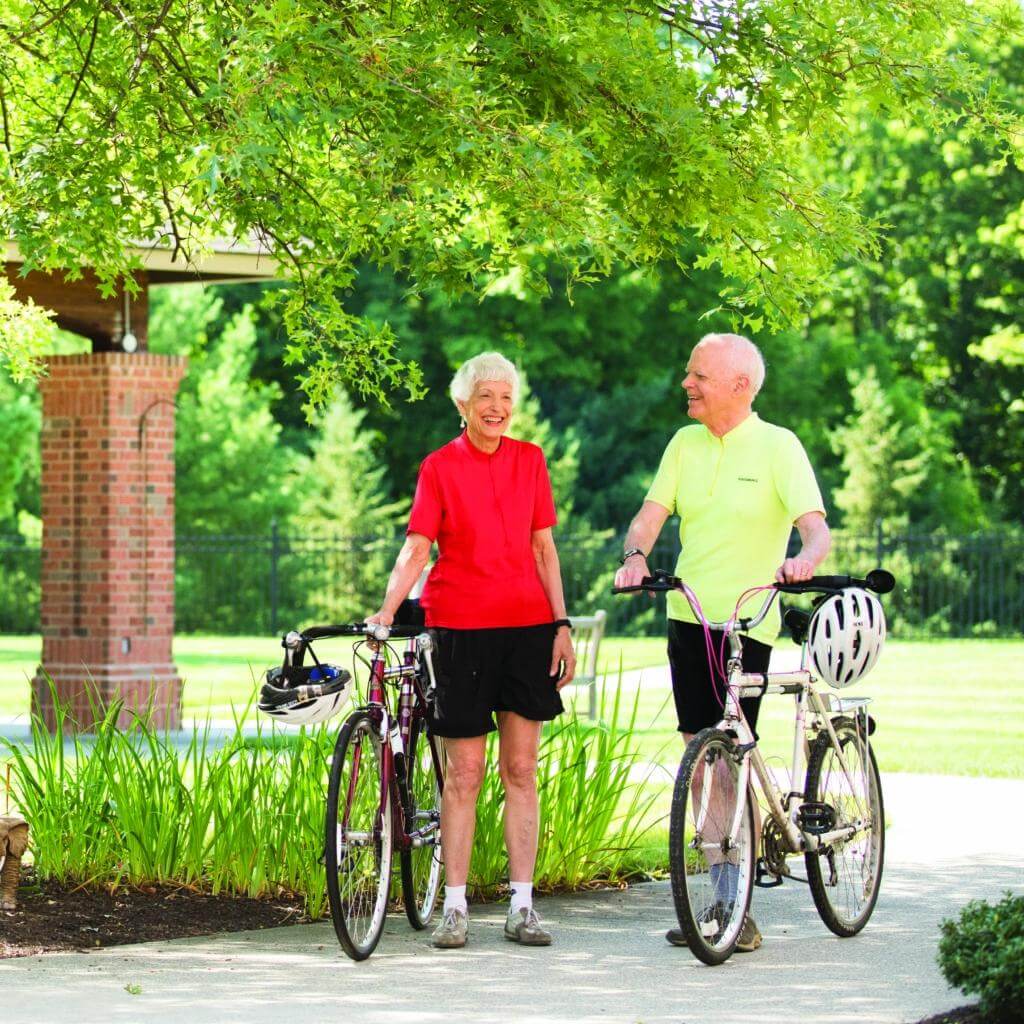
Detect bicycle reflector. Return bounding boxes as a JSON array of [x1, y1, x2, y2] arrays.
[[807, 588, 886, 689], [258, 663, 353, 725]]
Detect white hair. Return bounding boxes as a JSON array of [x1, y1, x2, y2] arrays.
[[696, 333, 766, 397], [449, 351, 521, 409]]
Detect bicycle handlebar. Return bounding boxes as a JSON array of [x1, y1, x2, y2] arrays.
[[285, 622, 426, 647], [612, 567, 894, 598], [612, 567, 895, 632]]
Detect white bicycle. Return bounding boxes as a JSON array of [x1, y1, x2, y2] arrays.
[[614, 569, 893, 965]]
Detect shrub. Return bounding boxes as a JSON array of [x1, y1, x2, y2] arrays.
[[937, 892, 1024, 1022]]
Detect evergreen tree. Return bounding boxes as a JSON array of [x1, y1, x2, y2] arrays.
[[833, 367, 985, 534], [149, 286, 297, 534], [293, 390, 404, 539], [506, 374, 581, 524], [290, 390, 407, 622]]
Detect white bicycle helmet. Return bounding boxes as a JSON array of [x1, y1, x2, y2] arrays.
[[807, 587, 886, 689], [258, 662, 352, 726]]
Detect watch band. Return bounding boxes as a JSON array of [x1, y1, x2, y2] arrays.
[[620, 547, 647, 565], [553, 618, 572, 632]]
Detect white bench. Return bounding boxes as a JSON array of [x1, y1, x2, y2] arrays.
[[568, 610, 607, 720]]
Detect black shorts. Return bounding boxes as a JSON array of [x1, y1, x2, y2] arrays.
[[427, 624, 565, 738], [667, 620, 773, 736]]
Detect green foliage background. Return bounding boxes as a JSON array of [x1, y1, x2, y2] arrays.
[[0, 16, 1022, 635]]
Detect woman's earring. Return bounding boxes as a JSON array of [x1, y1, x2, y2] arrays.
[[460, 416, 466, 429]]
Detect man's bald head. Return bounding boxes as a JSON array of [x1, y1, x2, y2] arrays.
[[693, 333, 766, 398]]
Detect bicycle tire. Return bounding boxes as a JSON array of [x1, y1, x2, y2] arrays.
[[669, 728, 756, 965], [804, 716, 884, 937], [400, 718, 444, 929], [325, 709, 393, 961]]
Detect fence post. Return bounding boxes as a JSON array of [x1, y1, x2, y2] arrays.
[[875, 519, 885, 567], [269, 518, 280, 635]]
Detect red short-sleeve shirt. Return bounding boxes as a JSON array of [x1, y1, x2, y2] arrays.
[[407, 432, 558, 629]]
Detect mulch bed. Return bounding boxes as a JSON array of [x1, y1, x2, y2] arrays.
[[0, 871, 309, 959]]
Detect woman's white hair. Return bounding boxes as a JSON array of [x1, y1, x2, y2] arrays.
[[449, 351, 521, 409]]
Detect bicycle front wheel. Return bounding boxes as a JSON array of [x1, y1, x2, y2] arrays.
[[325, 709, 394, 961], [804, 717, 884, 937], [400, 718, 443, 929], [669, 728, 756, 965]]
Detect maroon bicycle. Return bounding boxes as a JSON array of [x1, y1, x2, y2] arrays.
[[274, 623, 445, 961]]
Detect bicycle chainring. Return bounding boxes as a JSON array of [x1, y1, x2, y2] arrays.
[[761, 817, 791, 879]]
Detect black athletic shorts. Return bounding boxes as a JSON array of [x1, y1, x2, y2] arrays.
[[667, 619, 773, 736], [427, 623, 565, 738]]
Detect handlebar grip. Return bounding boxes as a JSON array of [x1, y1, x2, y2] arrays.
[[774, 569, 895, 595], [775, 575, 855, 593], [612, 570, 682, 595]]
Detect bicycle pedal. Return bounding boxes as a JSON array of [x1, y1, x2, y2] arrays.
[[754, 857, 785, 889], [797, 801, 837, 836]]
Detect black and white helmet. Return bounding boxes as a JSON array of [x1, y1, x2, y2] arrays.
[[258, 663, 352, 725], [807, 587, 886, 689]]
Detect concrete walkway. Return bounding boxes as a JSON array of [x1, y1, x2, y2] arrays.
[[2, 773, 1021, 1024]]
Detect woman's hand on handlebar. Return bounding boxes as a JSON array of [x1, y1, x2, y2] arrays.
[[365, 608, 394, 628], [614, 554, 650, 593]]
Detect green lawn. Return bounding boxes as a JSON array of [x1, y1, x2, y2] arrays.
[[0, 633, 669, 717], [2, 634, 1022, 779], [587, 637, 1024, 780]]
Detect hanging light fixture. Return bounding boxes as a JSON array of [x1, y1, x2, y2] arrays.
[[121, 282, 138, 353]]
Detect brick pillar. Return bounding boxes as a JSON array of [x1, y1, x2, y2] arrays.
[[33, 353, 187, 730]]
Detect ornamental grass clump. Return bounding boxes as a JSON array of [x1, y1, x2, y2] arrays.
[[4, 674, 660, 915], [2, 687, 332, 917], [938, 892, 1024, 1023]]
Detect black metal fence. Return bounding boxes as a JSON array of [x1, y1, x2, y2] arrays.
[[2, 525, 1022, 637]]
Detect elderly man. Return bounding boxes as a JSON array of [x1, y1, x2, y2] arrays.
[[614, 332, 830, 952]]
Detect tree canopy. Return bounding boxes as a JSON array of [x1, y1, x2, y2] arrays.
[[1, 0, 1020, 399]]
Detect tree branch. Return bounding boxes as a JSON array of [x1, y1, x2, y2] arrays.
[[54, 11, 100, 135]]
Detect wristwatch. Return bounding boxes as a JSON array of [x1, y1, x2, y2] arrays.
[[620, 547, 647, 565]]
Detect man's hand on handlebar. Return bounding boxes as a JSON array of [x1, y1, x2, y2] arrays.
[[775, 556, 816, 584], [614, 553, 651, 594]]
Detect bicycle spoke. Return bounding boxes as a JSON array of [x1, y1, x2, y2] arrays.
[[401, 720, 443, 929], [805, 719, 884, 936], [326, 711, 393, 960], [670, 729, 755, 964]]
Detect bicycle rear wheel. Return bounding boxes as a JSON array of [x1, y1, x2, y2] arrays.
[[669, 728, 756, 965], [400, 718, 444, 929], [804, 716, 884, 936], [325, 709, 393, 961]]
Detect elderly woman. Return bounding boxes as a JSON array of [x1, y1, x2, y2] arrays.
[[367, 351, 576, 949]]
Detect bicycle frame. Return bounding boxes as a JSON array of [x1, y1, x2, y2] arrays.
[[361, 635, 443, 854], [693, 591, 876, 861]]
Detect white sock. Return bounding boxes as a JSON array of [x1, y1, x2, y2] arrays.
[[443, 885, 467, 915], [510, 881, 533, 914]]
